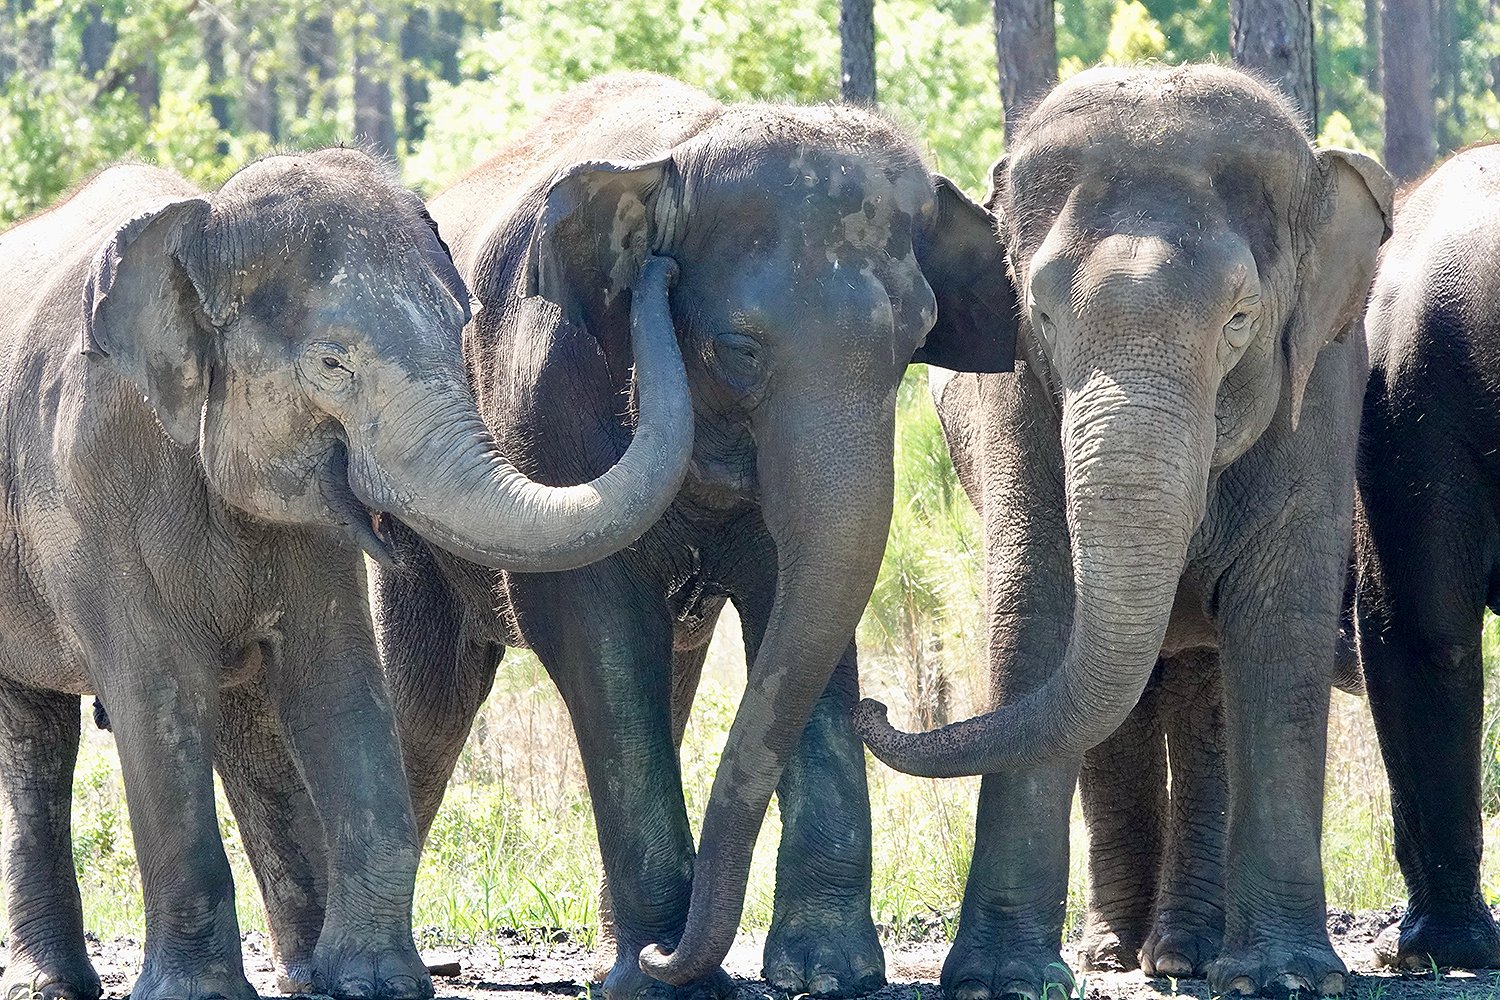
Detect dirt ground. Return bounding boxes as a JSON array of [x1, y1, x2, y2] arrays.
[[72, 908, 1500, 1000]]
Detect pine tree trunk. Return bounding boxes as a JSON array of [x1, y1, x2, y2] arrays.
[[200, 12, 230, 152], [79, 2, 114, 78], [839, 0, 877, 106], [1492, 0, 1500, 101], [354, 10, 397, 162], [127, 58, 159, 121], [1381, 0, 1435, 180], [992, 0, 1057, 143], [296, 12, 336, 118], [435, 9, 464, 84], [1230, 0, 1317, 134], [1363, 0, 1382, 94], [400, 9, 431, 144]]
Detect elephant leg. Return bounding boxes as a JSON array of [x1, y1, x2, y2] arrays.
[[1140, 650, 1227, 979], [762, 641, 885, 998], [0, 681, 100, 1000], [90, 650, 256, 1000], [942, 366, 1077, 1000], [214, 684, 328, 993], [269, 596, 430, 1000], [1208, 568, 1345, 995], [1077, 668, 1166, 974], [373, 525, 503, 843], [512, 563, 732, 1000], [597, 610, 722, 979], [1357, 479, 1498, 970]]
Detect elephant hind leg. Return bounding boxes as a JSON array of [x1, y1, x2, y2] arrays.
[[1140, 650, 1227, 979], [0, 681, 100, 1000], [1078, 665, 1167, 973], [215, 684, 328, 993]]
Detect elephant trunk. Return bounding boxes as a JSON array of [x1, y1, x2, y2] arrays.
[[639, 391, 896, 986], [347, 256, 692, 573], [856, 367, 1214, 776]]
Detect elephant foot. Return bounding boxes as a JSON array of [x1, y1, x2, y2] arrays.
[[1139, 910, 1223, 978], [601, 955, 734, 1000], [311, 933, 434, 1000], [1075, 915, 1145, 972], [763, 907, 886, 997], [1, 952, 102, 1000], [1373, 900, 1500, 971], [1205, 938, 1346, 997], [940, 935, 1073, 1000], [129, 963, 258, 1000]]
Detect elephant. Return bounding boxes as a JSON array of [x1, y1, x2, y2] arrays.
[[855, 64, 1393, 999], [290, 72, 1014, 1000], [0, 149, 691, 1000], [1351, 141, 1500, 971]]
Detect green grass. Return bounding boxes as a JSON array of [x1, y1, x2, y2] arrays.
[[52, 368, 1500, 949]]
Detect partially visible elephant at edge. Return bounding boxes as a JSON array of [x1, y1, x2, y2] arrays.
[[1353, 141, 1500, 972], [0, 150, 691, 1000], [857, 64, 1392, 999], [352, 73, 1016, 1000]]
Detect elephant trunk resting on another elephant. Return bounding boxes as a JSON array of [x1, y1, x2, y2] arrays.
[[858, 64, 1392, 999], [0, 149, 692, 1000]]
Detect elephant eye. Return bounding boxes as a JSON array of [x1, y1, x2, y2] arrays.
[[1223, 298, 1259, 349], [713, 332, 765, 387], [321, 356, 343, 370]]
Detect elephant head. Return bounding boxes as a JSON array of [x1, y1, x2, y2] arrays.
[[524, 107, 1016, 984], [81, 148, 692, 572], [855, 64, 1392, 775]]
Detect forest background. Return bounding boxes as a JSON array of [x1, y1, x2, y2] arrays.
[[3, 0, 1500, 952]]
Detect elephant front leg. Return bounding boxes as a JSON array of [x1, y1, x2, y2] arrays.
[[1209, 594, 1345, 995], [214, 685, 328, 993], [1140, 650, 1227, 979], [372, 530, 503, 843], [1077, 671, 1166, 974], [944, 765, 1079, 1000], [0, 682, 100, 1000], [271, 615, 430, 1000], [763, 641, 885, 998], [515, 565, 732, 1000], [93, 655, 257, 1000]]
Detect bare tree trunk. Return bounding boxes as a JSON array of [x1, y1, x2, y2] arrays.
[[1434, 0, 1461, 145], [1231, 0, 1317, 134], [238, 26, 279, 142], [1363, 0, 1382, 94], [839, 0, 877, 106], [435, 9, 464, 84], [200, 11, 230, 152], [296, 12, 336, 118], [400, 9, 431, 144], [79, 2, 114, 78], [1381, 0, 1435, 181], [992, 0, 1057, 143], [127, 59, 159, 121], [354, 10, 397, 162]]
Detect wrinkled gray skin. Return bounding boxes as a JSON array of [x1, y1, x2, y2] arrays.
[[0, 150, 691, 1000], [856, 64, 1392, 999], [1353, 142, 1500, 972], [233, 73, 1011, 1000]]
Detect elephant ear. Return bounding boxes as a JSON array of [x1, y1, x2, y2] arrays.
[[523, 156, 675, 348], [913, 175, 1019, 374], [415, 204, 474, 325], [82, 198, 215, 447], [1282, 147, 1394, 430]]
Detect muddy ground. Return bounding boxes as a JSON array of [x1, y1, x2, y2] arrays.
[[72, 908, 1500, 1000]]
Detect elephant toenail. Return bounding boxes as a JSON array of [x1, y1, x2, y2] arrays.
[[1317, 973, 1345, 996], [806, 975, 841, 996], [1229, 975, 1257, 995], [1155, 954, 1194, 977]]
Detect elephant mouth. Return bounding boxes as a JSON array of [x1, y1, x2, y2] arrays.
[[317, 441, 395, 567]]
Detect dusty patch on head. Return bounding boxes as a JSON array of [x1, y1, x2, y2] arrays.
[[603, 187, 650, 309]]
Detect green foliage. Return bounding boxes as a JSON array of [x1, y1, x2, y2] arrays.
[[1104, 1, 1168, 64]]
